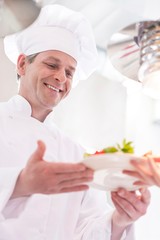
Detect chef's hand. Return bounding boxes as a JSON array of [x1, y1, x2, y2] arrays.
[[123, 157, 160, 187], [111, 188, 150, 239], [11, 140, 94, 199]]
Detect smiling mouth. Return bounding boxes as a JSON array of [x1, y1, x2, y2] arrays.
[[44, 83, 62, 92]]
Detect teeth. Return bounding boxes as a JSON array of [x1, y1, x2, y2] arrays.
[[46, 84, 59, 92]]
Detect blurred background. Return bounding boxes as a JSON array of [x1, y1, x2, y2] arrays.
[[1, 0, 160, 239]]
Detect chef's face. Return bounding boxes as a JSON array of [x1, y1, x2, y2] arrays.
[[17, 50, 77, 112]]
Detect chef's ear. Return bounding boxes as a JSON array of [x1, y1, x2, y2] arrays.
[[17, 54, 27, 76]]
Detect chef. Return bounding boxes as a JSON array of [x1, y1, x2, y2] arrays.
[[0, 4, 150, 240]]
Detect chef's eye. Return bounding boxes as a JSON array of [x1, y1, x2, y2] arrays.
[[47, 63, 57, 69], [66, 70, 73, 79], [44, 61, 58, 69]]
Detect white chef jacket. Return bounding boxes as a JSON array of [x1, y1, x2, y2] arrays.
[[0, 95, 135, 240]]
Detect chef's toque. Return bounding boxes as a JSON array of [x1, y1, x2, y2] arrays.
[[4, 4, 98, 87]]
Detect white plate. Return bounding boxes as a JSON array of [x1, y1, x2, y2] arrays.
[[82, 152, 144, 191]]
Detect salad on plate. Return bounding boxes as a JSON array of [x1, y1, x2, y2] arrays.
[[82, 139, 145, 191], [83, 139, 134, 157]]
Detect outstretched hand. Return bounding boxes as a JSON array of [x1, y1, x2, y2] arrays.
[[11, 140, 94, 199], [123, 157, 160, 187]]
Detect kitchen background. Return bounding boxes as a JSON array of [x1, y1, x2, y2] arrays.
[[1, 0, 160, 239]]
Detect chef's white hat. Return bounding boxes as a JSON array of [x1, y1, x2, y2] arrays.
[[4, 4, 98, 87]]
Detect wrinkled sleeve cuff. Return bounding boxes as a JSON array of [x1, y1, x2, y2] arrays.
[[0, 167, 23, 213], [120, 224, 135, 240], [120, 230, 127, 240], [93, 212, 135, 240]]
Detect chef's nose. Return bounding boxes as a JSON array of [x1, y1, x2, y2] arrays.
[[55, 69, 66, 83]]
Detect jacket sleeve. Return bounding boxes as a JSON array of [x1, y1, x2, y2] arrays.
[[74, 188, 135, 240], [0, 167, 28, 220]]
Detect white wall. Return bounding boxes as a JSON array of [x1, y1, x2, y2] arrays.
[[53, 72, 127, 150], [0, 39, 18, 101], [125, 88, 160, 239]]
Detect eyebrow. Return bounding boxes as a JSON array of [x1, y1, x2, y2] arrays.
[[45, 56, 76, 71]]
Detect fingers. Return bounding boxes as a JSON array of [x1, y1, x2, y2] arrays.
[[123, 169, 152, 187], [144, 158, 160, 186], [58, 168, 94, 181], [139, 188, 151, 204], [112, 195, 131, 220], [44, 174, 93, 194], [124, 160, 153, 185], [31, 140, 46, 162], [123, 170, 143, 179], [111, 191, 136, 219], [148, 157, 157, 170], [50, 162, 90, 173], [148, 157, 160, 174], [37, 140, 46, 154], [128, 158, 160, 187], [38, 163, 94, 194], [59, 176, 93, 188], [130, 160, 152, 176], [60, 185, 89, 193], [113, 189, 148, 214], [133, 180, 149, 186], [48, 169, 94, 192], [111, 188, 150, 227]]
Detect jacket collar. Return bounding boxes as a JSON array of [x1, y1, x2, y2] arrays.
[[7, 95, 54, 124], [8, 95, 32, 117]]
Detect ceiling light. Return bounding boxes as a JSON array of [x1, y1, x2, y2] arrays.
[[0, 0, 40, 38], [137, 21, 160, 98]]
